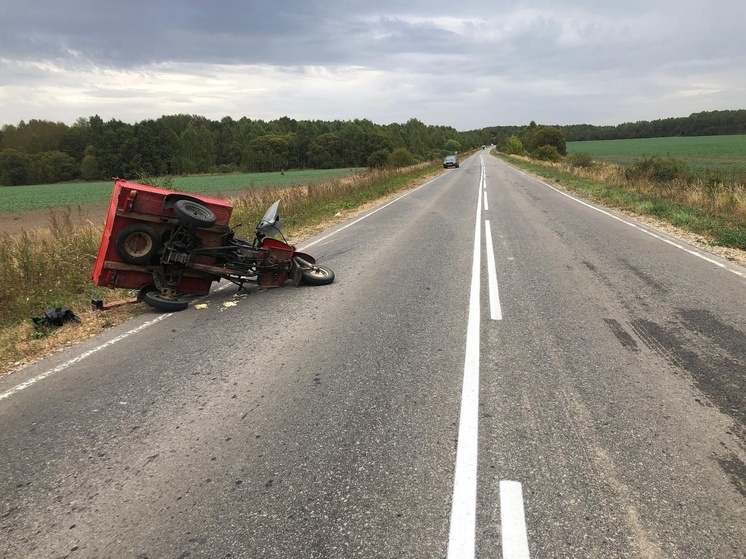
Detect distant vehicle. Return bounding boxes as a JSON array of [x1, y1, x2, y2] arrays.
[[481, 145, 486, 150], [443, 155, 459, 168]]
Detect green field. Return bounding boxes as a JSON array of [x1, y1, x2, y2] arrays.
[[0, 168, 360, 213], [567, 135, 746, 173]]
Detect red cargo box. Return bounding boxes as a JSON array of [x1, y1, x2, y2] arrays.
[[92, 179, 233, 294]]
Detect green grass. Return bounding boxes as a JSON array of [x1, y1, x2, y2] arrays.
[[498, 154, 746, 251], [0, 169, 361, 213], [567, 135, 746, 175]]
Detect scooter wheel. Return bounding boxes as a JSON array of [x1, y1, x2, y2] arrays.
[[143, 291, 189, 312], [301, 265, 335, 286], [137, 284, 158, 302]]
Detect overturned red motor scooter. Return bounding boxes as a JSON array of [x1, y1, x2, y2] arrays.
[[92, 179, 334, 312]]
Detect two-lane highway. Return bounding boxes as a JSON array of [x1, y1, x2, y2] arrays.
[[475, 155, 745, 558], [1, 153, 744, 558]]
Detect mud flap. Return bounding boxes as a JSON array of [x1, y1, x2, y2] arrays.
[[290, 260, 303, 286], [291, 252, 316, 286]]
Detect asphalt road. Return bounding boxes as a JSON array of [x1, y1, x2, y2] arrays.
[[1, 153, 745, 558]]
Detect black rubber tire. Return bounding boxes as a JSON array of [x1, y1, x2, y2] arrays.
[[173, 199, 216, 228], [115, 223, 160, 265], [136, 284, 158, 302], [301, 265, 335, 286], [143, 291, 189, 312]]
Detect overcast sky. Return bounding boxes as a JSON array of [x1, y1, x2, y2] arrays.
[[1, 0, 744, 131]]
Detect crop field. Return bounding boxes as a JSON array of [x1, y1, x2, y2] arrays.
[[566, 134, 746, 174], [0, 168, 360, 213]]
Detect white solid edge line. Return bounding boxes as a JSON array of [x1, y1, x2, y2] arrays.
[[2, 173, 446, 401], [0, 314, 170, 401], [484, 220, 503, 321], [500, 480, 531, 559], [447, 176, 483, 559], [512, 168, 745, 279]]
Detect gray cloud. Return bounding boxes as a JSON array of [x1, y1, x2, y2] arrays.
[[0, 0, 744, 128]]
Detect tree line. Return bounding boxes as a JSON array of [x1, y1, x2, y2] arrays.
[[488, 109, 746, 147], [2, 109, 741, 187], [499, 121, 567, 162], [0, 115, 491, 186]]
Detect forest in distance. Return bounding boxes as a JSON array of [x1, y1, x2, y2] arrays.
[[0, 109, 744, 187]]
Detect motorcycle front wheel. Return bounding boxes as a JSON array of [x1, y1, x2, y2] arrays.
[[301, 265, 335, 286]]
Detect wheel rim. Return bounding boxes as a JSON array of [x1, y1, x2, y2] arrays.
[[188, 205, 212, 219], [124, 232, 154, 258], [306, 268, 329, 279]]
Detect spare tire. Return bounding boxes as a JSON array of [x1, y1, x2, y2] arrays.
[[115, 223, 160, 265], [173, 199, 216, 228]]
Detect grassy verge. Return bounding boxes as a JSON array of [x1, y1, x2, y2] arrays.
[[0, 163, 441, 376], [497, 154, 746, 250]]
